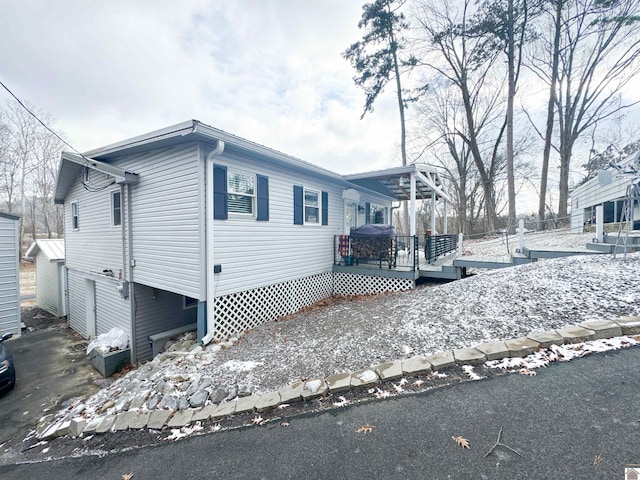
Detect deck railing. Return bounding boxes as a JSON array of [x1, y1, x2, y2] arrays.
[[424, 234, 458, 264], [334, 235, 419, 271]]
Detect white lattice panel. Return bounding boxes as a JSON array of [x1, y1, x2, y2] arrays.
[[333, 272, 414, 296], [212, 273, 333, 340]]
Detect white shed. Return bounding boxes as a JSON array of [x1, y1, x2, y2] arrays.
[[25, 239, 66, 317], [0, 212, 20, 337]]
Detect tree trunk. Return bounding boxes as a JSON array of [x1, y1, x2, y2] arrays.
[[506, 0, 516, 233], [538, 0, 562, 230]]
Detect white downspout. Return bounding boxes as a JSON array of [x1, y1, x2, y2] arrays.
[[409, 173, 416, 237], [204, 140, 225, 345]]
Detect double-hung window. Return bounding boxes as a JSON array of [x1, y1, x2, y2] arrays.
[[71, 201, 79, 230], [227, 171, 255, 216], [294, 186, 328, 225], [304, 190, 320, 224], [111, 191, 122, 226]]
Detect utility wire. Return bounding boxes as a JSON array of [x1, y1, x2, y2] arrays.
[[0, 79, 84, 157]]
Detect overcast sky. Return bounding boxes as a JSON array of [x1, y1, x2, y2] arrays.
[[0, 0, 408, 175], [1, 0, 639, 213]]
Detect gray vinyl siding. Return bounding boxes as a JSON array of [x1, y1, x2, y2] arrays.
[[64, 168, 125, 275], [35, 254, 63, 316], [211, 152, 392, 297], [67, 269, 86, 336], [94, 277, 131, 341], [134, 283, 197, 361], [0, 216, 19, 336], [118, 144, 202, 299]]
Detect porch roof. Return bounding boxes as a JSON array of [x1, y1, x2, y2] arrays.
[[344, 164, 451, 202]]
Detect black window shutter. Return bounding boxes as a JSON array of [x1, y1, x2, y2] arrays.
[[257, 174, 269, 221], [213, 164, 228, 220], [293, 185, 303, 225], [321, 191, 328, 225], [365, 202, 371, 224]]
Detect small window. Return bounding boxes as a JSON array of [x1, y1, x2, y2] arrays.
[[304, 190, 320, 224], [228, 171, 255, 215], [111, 191, 122, 227], [183, 296, 198, 310], [71, 201, 79, 230]]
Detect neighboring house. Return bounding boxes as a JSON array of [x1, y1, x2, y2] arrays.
[[53, 120, 448, 362], [0, 212, 20, 337], [25, 239, 67, 317], [571, 151, 640, 233]]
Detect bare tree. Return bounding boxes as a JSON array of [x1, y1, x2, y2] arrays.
[[414, 0, 511, 234], [528, 0, 640, 219]]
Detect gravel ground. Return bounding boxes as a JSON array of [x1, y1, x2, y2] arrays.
[[204, 252, 640, 394]]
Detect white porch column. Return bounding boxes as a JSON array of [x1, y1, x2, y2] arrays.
[[443, 199, 448, 234], [595, 205, 604, 242], [431, 194, 436, 235], [410, 173, 416, 236], [518, 219, 525, 251]]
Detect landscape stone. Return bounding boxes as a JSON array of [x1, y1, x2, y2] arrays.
[[375, 362, 403, 381], [167, 409, 194, 428], [556, 325, 596, 344], [38, 421, 62, 441], [177, 397, 190, 410], [326, 373, 352, 393], [401, 356, 432, 376], [527, 330, 564, 348], [225, 386, 238, 402], [505, 337, 541, 357], [255, 391, 281, 412], [114, 411, 137, 431], [211, 400, 236, 419], [302, 378, 329, 400], [210, 388, 228, 404], [147, 410, 172, 430], [473, 342, 509, 361], [235, 395, 258, 414], [96, 415, 117, 434], [279, 382, 304, 403], [238, 385, 256, 397], [129, 391, 150, 410], [453, 348, 487, 365], [191, 405, 217, 422], [350, 369, 379, 389], [425, 351, 455, 370], [82, 417, 103, 435], [189, 390, 208, 408], [159, 394, 178, 412], [145, 393, 161, 410], [55, 420, 71, 437], [69, 417, 86, 438], [612, 316, 640, 335], [579, 320, 622, 339], [129, 412, 150, 429]]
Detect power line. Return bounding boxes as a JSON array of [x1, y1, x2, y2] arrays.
[[0, 79, 83, 157]]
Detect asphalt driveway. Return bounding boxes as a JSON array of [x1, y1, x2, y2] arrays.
[[0, 309, 102, 456]]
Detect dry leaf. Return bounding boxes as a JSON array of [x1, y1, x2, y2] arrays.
[[356, 424, 376, 433], [593, 454, 602, 465], [452, 436, 470, 449], [280, 421, 290, 427], [519, 368, 537, 376], [122, 474, 134, 480], [251, 415, 264, 425], [210, 424, 222, 432]]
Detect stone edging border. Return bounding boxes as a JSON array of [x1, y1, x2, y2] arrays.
[[37, 316, 640, 440]]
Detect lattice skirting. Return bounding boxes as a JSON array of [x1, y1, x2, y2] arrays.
[[212, 272, 415, 340], [212, 272, 334, 340], [333, 272, 414, 297]]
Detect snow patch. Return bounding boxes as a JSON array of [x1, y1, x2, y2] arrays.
[[220, 360, 264, 372], [357, 370, 377, 383]]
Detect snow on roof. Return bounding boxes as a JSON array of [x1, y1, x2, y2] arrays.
[[26, 239, 65, 261]]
